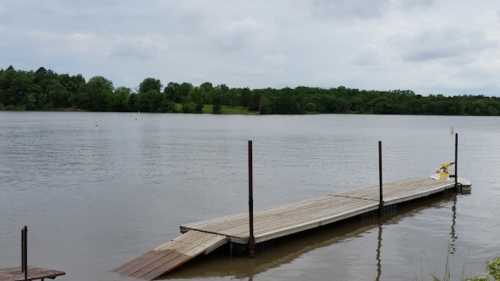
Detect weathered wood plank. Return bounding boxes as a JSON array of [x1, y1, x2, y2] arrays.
[[0, 267, 65, 281], [181, 178, 456, 243], [114, 230, 226, 280]]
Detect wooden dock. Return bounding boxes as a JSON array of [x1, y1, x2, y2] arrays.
[[0, 267, 65, 281], [115, 176, 467, 280]]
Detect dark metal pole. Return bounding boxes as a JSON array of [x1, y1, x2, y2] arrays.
[[378, 141, 384, 211], [21, 228, 24, 272], [248, 140, 255, 257], [24, 226, 28, 281], [21, 226, 28, 280], [454, 133, 458, 189], [21, 227, 25, 272]]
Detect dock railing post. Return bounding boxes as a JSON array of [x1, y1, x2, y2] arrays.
[[248, 140, 255, 257], [378, 141, 384, 212], [454, 133, 458, 189], [21, 226, 28, 280]]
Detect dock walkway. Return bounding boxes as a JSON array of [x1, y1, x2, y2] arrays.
[[181, 178, 454, 244], [115, 177, 464, 280]]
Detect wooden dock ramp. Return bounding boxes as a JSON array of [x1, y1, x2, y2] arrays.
[[114, 230, 226, 280]]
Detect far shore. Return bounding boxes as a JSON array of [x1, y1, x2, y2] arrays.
[[3, 108, 500, 118]]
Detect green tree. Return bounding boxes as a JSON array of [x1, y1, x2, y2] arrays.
[[304, 102, 317, 113], [84, 76, 114, 111], [212, 92, 222, 114], [182, 102, 196, 113], [112, 87, 131, 112], [159, 98, 176, 113], [139, 78, 162, 94], [4, 65, 500, 117]]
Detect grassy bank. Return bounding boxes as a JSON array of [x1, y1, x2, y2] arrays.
[[202, 104, 253, 114], [173, 103, 256, 114], [431, 257, 500, 281], [466, 257, 500, 281]]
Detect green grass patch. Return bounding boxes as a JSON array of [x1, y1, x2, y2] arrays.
[[488, 257, 500, 280], [201, 104, 213, 113], [432, 257, 500, 281], [220, 105, 252, 114], [174, 103, 254, 114]]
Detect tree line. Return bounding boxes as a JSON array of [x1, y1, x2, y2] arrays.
[[2, 66, 500, 115]]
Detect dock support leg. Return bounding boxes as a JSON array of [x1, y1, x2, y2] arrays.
[[248, 140, 255, 257], [454, 133, 458, 190], [21, 225, 28, 281], [378, 141, 384, 213]]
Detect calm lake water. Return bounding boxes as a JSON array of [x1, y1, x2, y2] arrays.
[[0, 112, 499, 281]]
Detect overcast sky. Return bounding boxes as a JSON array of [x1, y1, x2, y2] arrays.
[[1, 0, 500, 95]]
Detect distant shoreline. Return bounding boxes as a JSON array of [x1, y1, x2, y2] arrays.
[[3, 108, 500, 118], [3, 66, 500, 116]]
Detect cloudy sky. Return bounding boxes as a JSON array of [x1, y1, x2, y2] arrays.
[[1, 0, 500, 95]]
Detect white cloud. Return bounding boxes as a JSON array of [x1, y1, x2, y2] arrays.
[[393, 29, 497, 63], [109, 35, 169, 61], [1, 0, 500, 95]]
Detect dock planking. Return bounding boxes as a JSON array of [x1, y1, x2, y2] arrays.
[[114, 231, 226, 280], [0, 267, 65, 281], [115, 176, 466, 280], [180, 178, 457, 244]]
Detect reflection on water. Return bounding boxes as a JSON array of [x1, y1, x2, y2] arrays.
[[165, 192, 459, 280], [375, 223, 383, 281], [449, 195, 458, 255], [442, 194, 459, 281]]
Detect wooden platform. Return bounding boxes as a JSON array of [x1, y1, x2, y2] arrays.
[[115, 177, 465, 280], [0, 267, 65, 281]]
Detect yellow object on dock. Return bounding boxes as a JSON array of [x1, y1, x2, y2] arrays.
[[434, 161, 455, 180], [115, 177, 469, 280]]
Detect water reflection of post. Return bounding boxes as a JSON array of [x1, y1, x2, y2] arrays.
[[443, 193, 458, 280], [375, 222, 383, 281], [449, 194, 458, 254]]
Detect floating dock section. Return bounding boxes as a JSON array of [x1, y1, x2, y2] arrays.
[[180, 178, 460, 244], [115, 135, 470, 280], [115, 177, 468, 280]]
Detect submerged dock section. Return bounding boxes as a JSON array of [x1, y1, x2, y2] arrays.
[[115, 135, 470, 280]]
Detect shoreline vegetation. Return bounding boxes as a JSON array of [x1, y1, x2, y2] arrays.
[[443, 257, 500, 281], [2, 66, 500, 115]]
